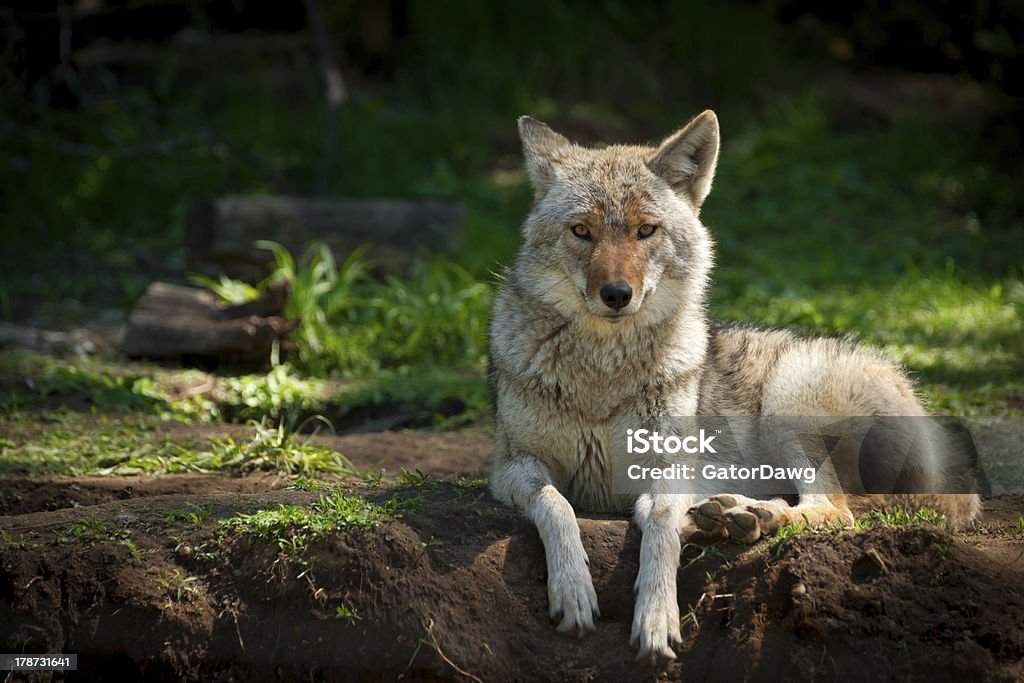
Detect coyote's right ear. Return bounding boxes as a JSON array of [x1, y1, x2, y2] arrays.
[[648, 110, 720, 209], [518, 116, 570, 196]]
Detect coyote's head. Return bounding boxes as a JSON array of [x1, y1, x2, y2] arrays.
[[515, 112, 718, 326]]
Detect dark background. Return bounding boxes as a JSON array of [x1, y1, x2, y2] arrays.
[[1, 0, 1022, 413]]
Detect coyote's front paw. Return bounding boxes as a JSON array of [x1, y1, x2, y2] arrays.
[[547, 559, 599, 635], [689, 496, 782, 544], [688, 494, 742, 538], [722, 505, 779, 543], [631, 586, 681, 664]]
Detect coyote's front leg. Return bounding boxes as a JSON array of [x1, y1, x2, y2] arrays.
[[490, 455, 600, 634], [632, 492, 691, 662]]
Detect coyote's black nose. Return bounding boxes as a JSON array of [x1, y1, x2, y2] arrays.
[[599, 281, 633, 310]]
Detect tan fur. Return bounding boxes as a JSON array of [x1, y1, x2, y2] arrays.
[[489, 111, 980, 663]]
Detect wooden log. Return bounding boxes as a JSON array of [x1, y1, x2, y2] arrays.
[[121, 281, 295, 364], [185, 195, 464, 277]]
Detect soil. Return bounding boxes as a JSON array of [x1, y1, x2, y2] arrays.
[[1, 430, 1023, 682]]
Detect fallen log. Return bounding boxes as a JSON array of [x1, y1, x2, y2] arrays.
[[185, 195, 464, 277], [121, 280, 295, 364]]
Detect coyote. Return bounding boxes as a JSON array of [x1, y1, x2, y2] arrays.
[[488, 110, 980, 662]]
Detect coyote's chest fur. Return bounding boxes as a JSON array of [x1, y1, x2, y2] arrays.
[[490, 287, 708, 512]]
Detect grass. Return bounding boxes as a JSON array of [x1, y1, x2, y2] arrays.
[[0, 410, 195, 476], [0, 351, 330, 423], [246, 241, 491, 378], [207, 418, 359, 476], [771, 506, 950, 547], [0, 409, 361, 477], [681, 542, 728, 570], [219, 490, 395, 545], [216, 488, 396, 592], [1, 347, 491, 428]]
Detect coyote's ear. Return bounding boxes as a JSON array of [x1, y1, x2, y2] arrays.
[[648, 110, 720, 209], [518, 116, 571, 195]]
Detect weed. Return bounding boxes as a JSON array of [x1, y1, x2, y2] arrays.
[[288, 477, 340, 492], [187, 274, 260, 305], [397, 468, 436, 489], [207, 417, 358, 476], [681, 543, 727, 570], [68, 516, 132, 544], [155, 568, 200, 603], [121, 538, 154, 560], [679, 594, 708, 634], [162, 504, 211, 530], [417, 537, 444, 551], [335, 605, 361, 624]]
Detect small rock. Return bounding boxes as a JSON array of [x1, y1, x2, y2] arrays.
[[852, 547, 889, 582], [791, 582, 807, 597]]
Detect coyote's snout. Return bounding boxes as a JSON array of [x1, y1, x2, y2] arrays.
[[580, 214, 649, 317], [488, 110, 980, 664]]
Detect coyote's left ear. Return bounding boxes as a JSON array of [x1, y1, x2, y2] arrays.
[[648, 110, 720, 209]]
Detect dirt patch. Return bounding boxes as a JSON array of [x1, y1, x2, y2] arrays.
[[312, 428, 492, 478], [0, 472, 287, 517], [1, 483, 1022, 682]]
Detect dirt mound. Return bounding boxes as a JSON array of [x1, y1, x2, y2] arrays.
[[681, 528, 1024, 682], [1, 482, 1022, 682]]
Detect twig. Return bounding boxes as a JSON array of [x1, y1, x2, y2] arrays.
[[425, 618, 483, 683]]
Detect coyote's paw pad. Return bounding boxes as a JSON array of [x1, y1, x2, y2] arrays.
[[548, 561, 599, 636], [723, 505, 780, 544], [688, 495, 742, 539], [631, 588, 681, 664], [689, 496, 783, 544]]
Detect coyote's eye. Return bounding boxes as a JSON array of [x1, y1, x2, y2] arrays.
[[570, 224, 591, 240], [637, 224, 658, 239]]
